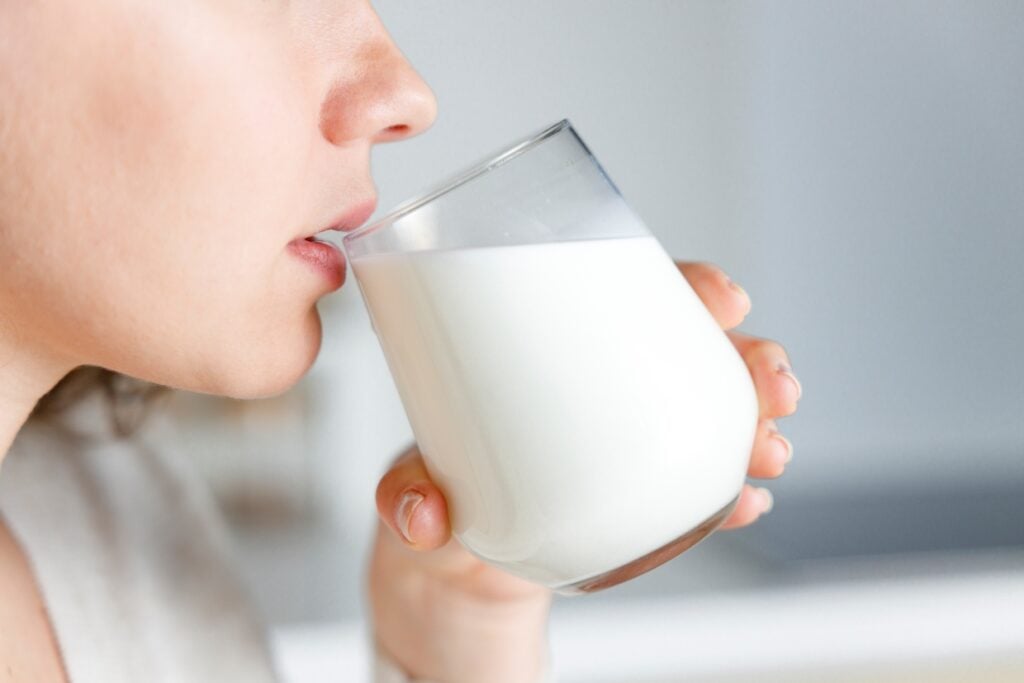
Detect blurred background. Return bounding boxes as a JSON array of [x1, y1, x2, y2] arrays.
[[158, 1, 1024, 681]]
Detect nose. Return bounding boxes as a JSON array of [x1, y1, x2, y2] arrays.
[[318, 18, 438, 147]]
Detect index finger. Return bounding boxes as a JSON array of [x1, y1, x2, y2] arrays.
[[676, 261, 751, 331]]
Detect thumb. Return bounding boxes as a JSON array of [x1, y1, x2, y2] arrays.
[[375, 445, 451, 551]]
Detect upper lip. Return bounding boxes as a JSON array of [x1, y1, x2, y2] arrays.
[[303, 197, 377, 239], [327, 197, 378, 232]]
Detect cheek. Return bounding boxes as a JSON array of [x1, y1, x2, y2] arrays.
[[80, 6, 311, 261], [11, 2, 327, 395]]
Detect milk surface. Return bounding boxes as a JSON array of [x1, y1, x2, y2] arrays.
[[352, 235, 757, 588]]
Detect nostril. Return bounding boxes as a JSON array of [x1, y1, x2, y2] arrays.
[[385, 124, 410, 137]]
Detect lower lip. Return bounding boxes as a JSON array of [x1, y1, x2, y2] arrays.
[[288, 237, 346, 288]]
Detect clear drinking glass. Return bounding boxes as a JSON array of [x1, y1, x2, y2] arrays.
[[344, 120, 757, 594]]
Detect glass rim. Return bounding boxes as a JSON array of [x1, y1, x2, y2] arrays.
[[343, 118, 572, 245]]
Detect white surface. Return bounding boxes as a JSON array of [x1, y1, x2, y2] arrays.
[[273, 621, 370, 683], [272, 569, 1024, 683], [352, 234, 756, 586]]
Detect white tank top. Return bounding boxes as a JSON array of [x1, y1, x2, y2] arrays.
[[0, 389, 280, 682]]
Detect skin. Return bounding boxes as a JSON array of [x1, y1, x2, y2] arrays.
[[0, 1, 800, 681]]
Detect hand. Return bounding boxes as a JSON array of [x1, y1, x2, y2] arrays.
[[674, 261, 801, 528], [368, 261, 800, 682]]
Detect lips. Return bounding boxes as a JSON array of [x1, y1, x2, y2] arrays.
[[288, 197, 376, 289], [321, 197, 378, 235], [291, 196, 378, 244]]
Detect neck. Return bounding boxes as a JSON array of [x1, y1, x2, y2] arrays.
[[0, 325, 74, 463]]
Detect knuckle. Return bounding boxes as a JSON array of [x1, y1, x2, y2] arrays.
[[682, 261, 720, 282], [753, 338, 787, 362], [697, 261, 726, 282]]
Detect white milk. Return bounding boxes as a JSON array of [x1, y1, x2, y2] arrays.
[[352, 235, 757, 589]]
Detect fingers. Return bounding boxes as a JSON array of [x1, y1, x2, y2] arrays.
[[727, 331, 801, 419], [746, 418, 793, 479], [676, 261, 751, 331], [375, 445, 451, 551], [674, 262, 794, 529], [674, 261, 800, 417], [720, 484, 774, 530], [720, 329, 799, 528]]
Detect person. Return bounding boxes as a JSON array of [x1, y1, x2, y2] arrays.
[[0, 1, 801, 681]]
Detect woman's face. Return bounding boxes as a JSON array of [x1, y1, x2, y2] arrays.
[[0, 0, 436, 397]]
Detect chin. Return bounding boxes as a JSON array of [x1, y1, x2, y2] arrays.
[[195, 310, 324, 400]]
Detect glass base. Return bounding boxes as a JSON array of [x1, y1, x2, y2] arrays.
[[555, 492, 741, 595]]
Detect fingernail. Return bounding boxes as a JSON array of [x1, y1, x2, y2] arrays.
[[771, 431, 793, 464], [758, 487, 774, 514], [396, 490, 424, 544], [777, 362, 803, 401]]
